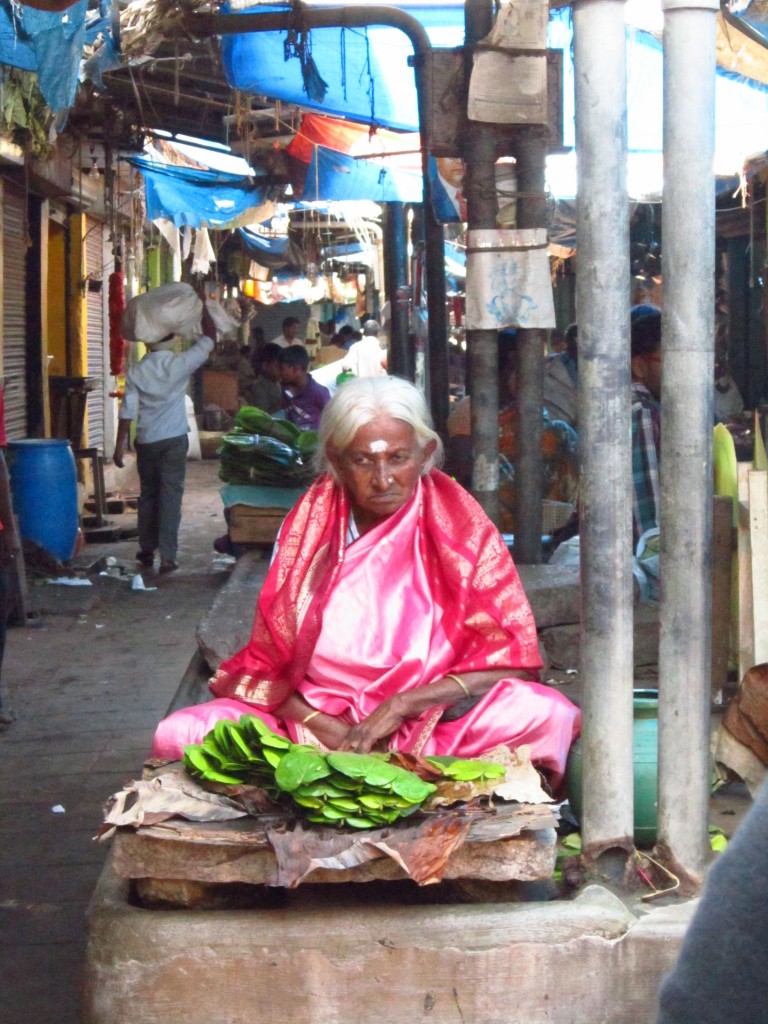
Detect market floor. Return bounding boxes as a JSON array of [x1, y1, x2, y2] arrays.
[[0, 458, 240, 1024]]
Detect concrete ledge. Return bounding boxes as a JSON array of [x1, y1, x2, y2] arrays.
[[85, 859, 694, 1024], [196, 551, 269, 671], [517, 563, 580, 629]]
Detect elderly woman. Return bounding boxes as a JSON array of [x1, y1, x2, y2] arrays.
[[153, 377, 580, 791]]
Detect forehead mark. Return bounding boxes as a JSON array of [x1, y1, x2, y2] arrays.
[[367, 439, 388, 453]]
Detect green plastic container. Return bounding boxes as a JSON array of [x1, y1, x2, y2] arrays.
[[565, 689, 659, 847]]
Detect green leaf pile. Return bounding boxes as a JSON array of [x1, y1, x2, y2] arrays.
[[218, 406, 319, 487], [182, 715, 438, 829]]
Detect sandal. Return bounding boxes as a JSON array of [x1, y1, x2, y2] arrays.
[[158, 559, 179, 574], [135, 550, 154, 567]]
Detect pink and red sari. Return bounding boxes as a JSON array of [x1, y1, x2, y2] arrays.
[[152, 471, 580, 787]]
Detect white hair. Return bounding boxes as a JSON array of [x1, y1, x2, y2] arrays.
[[317, 376, 444, 479]]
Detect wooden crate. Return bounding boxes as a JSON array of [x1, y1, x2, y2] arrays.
[[202, 368, 239, 414], [229, 504, 287, 544]]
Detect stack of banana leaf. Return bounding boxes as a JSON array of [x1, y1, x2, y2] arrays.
[[183, 714, 506, 830], [218, 406, 319, 487]]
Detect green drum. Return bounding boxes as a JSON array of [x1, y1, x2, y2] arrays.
[[565, 689, 659, 847]]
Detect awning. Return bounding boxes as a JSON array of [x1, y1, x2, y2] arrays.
[[128, 155, 270, 229], [0, 0, 88, 111], [221, 1, 466, 132]]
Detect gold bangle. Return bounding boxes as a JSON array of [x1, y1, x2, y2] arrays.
[[301, 709, 321, 725], [445, 673, 470, 699]]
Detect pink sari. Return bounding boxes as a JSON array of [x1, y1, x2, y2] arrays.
[[153, 472, 580, 787]]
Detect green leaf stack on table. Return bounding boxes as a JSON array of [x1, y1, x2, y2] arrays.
[[218, 406, 320, 487], [182, 715, 506, 830]]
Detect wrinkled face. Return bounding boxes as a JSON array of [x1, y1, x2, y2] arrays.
[[333, 415, 436, 533]]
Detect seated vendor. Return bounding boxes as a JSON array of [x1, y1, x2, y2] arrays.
[[279, 344, 331, 431], [153, 376, 581, 793]]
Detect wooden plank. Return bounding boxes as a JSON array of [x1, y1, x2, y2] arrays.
[[229, 505, 286, 544], [711, 495, 734, 695], [737, 463, 754, 682], [749, 469, 768, 665], [202, 368, 239, 415], [112, 802, 558, 901]]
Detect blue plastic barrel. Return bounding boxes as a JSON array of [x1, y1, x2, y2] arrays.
[[7, 439, 79, 562]]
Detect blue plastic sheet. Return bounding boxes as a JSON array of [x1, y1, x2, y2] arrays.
[[221, 2, 465, 131], [129, 156, 269, 229], [0, 0, 88, 111], [300, 144, 422, 202]]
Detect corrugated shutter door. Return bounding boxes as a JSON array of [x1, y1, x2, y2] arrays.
[[85, 218, 105, 450], [3, 185, 27, 440]]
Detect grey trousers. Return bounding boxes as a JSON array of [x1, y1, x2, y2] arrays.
[[135, 434, 189, 562]]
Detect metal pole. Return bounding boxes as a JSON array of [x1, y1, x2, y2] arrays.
[[424, 214, 450, 435], [384, 202, 414, 380], [464, 0, 500, 525], [514, 130, 548, 563], [573, 0, 635, 867], [657, 0, 718, 888], [190, 4, 448, 429]]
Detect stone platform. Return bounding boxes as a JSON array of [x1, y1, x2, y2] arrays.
[[85, 869, 694, 1024], [82, 551, 694, 1024]]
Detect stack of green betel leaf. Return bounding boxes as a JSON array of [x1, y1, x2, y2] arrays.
[[182, 715, 506, 830], [218, 406, 319, 487]]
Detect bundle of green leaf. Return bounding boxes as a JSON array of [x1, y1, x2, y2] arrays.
[[218, 406, 319, 487], [182, 715, 505, 830]]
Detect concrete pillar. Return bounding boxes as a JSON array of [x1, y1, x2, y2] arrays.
[[465, 0, 501, 525], [573, 0, 635, 862], [514, 130, 548, 563], [383, 202, 414, 380], [657, 0, 718, 887]]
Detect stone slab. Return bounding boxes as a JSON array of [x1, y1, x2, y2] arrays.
[[517, 563, 581, 629], [539, 600, 660, 672], [84, 868, 695, 1024], [195, 550, 270, 670]]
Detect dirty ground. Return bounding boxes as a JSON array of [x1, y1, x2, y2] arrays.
[[0, 459, 242, 1024]]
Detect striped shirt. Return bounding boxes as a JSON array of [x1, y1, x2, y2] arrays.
[[631, 381, 661, 546]]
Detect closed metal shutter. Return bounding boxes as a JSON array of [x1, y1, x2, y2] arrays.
[[2, 185, 27, 440], [85, 217, 106, 450]]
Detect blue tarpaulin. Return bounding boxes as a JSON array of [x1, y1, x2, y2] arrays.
[[0, 0, 89, 112], [221, 2, 465, 132], [129, 156, 269, 229], [300, 144, 422, 202]]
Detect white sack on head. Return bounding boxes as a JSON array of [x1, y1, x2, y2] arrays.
[[121, 283, 203, 343], [206, 298, 239, 337]]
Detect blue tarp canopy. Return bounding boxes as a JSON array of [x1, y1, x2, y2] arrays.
[[0, 0, 89, 111], [222, 3, 768, 192], [728, 2, 768, 48], [128, 156, 269, 229], [238, 226, 304, 268], [301, 144, 422, 203], [222, 1, 465, 132]]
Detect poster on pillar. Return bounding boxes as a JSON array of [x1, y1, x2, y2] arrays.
[[429, 156, 466, 223], [464, 228, 555, 330]]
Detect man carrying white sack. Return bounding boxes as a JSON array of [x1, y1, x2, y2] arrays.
[[113, 283, 217, 574]]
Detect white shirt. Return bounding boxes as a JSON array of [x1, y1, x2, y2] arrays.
[[270, 333, 306, 349], [345, 336, 386, 378], [119, 336, 214, 444]]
